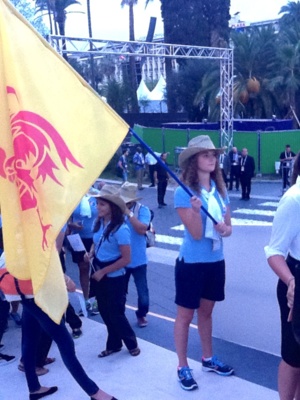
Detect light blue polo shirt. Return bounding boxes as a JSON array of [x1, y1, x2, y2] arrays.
[[71, 196, 98, 239], [93, 221, 131, 277], [125, 203, 151, 268], [174, 181, 229, 263]]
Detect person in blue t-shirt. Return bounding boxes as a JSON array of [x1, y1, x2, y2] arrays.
[[119, 182, 151, 328], [174, 135, 234, 391], [117, 149, 129, 183], [85, 185, 140, 358], [68, 194, 98, 306], [133, 147, 145, 190]]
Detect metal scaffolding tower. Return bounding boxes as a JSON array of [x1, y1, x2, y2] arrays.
[[48, 35, 234, 149]]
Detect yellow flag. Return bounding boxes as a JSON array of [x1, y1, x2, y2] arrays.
[[0, 0, 129, 323]]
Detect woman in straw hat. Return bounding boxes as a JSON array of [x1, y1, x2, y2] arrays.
[[85, 185, 140, 358], [174, 135, 233, 391]]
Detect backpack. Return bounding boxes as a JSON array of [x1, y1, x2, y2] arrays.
[[135, 204, 155, 248], [146, 210, 155, 248]]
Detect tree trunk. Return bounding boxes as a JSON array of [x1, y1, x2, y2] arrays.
[[46, 0, 54, 34], [87, 0, 95, 89], [128, 3, 139, 113], [129, 3, 135, 41], [56, 8, 68, 61]]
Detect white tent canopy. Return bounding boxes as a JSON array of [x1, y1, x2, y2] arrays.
[[136, 77, 167, 113], [136, 79, 152, 101], [148, 75, 166, 101]]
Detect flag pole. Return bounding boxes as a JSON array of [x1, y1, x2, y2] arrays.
[[129, 128, 218, 224]]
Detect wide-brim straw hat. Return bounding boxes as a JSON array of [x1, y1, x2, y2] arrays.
[[179, 135, 225, 167], [89, 184, 126, 213], [119, 182, 142, 204]]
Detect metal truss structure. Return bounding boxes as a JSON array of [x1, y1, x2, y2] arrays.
[[48, 35, 234, 149]]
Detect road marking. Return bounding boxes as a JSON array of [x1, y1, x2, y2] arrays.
[[126, 304, 198, 330], [156, 219, 273, 246], [233, 208, 276, 217], [171, 218, 273, 232], [171, 225, 184, 231], [231, 218, 272, 226], [259, 202, 279, 208], [155, 234, 183, 245]]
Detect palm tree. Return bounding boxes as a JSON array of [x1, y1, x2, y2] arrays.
[[279, 1, 300, 35], [271, 27, 300, 121], [121, 0, 138, 41], [230, 26, 279, 118], [121, 0, 153, 41], [277, 1, 300, 121], [194, 26, 280, 121], [35, 0, 80, 59], [120, 1, 154, 112], [86, 0, 92, 37], [35, 0, 81, 36]]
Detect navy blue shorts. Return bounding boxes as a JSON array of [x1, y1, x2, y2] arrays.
[[175, 258, 225, 309], [277, 255, 300, 368]]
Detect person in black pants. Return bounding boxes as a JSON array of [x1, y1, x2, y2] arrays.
[[228, 147, 241, 191], [239, 148, 255, 200], [154, 153, 169, 208], [279, 144, 296, 191], [0, 224, 16, 365], [0, 294, 15, 365], [219, 152, 231, 188]]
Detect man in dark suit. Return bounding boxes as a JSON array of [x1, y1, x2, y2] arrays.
[[279, 144, 296, 191], [239, 148, 255, 200], [219, 152, 231, 188], [228, 147, 241, 191]]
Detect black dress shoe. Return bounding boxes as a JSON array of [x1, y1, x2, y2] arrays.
[[149, 184, 155, 187], [91, 397, 118, 400], [29, 386, 58, 400], [162, 203, 167, 206]]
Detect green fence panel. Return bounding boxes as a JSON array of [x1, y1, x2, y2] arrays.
[[261, 130, 300, 174], [133, 126, 225, 167], [132, 125, 162, 152], [132, 124, 144, 140], [132, 125, 300, 175]]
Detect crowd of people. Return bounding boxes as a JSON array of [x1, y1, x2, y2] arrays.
[[0, 134, 299, 400]]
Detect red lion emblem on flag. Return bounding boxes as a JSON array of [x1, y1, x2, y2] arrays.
[[0, 86, 83, 249]]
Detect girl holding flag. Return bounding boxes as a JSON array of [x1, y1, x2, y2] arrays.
[[173, 135, 234, 391]]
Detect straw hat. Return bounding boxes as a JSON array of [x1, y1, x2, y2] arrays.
[[119, 182, 142, 204], [89, 184, 126, 213], [179, 135, 225, 167]]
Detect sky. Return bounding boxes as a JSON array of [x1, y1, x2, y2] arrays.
[[64, 0, 290, 41]]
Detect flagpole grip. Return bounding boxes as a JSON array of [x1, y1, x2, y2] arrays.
[[129, 128, 218, 224]]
